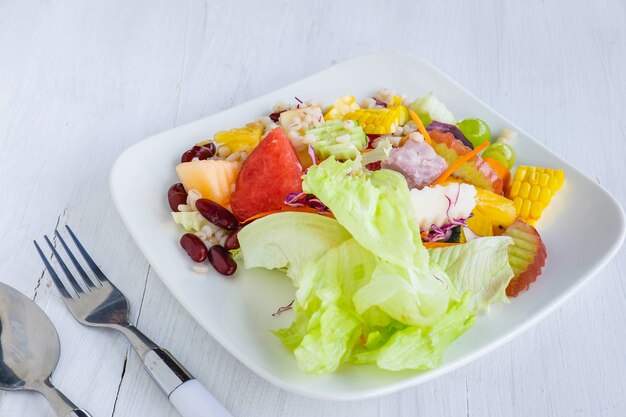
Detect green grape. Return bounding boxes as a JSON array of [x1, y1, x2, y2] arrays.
[[458, 118, 491, 148], [482, 142, 516, 169]]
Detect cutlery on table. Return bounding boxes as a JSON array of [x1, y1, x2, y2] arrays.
[[35, 226, 232, 417], [0, 282, 91, 416]]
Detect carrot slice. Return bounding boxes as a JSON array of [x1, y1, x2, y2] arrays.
[[241, 206, 334, 224], [408, 110, 433, 146], [432, 140, 490, 186], [422, 241, 462, 248]]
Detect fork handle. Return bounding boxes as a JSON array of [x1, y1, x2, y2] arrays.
[[170, 379, 233, 417], [143, 348, 232, 417]]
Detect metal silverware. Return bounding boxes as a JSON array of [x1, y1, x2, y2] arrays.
[[34, 226, 232, 417], [0, 282, 91, 417]]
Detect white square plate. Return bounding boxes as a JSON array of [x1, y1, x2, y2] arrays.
[[110, 51, 625, 400]]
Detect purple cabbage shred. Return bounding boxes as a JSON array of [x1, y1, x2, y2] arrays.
[[284, 192, 328, 211], [272, 300, 294, 317], [425, 218, 468, 242], [426, 121, 474, 149]]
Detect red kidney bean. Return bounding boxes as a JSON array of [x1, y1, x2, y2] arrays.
[[224, 227, 241, 250], [208, 245, 237, 276], [195, 199, 239, 230], [180, 233, 208, 262], [269, 112, 282, 122], [168, 183, 188, 211], [181, 149, 196, 163], [201, 142, 216, 157], [180, 143, 217, 163], [194, 146, 212, 160]]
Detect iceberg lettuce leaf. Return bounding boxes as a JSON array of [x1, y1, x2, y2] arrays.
[[429, 236, 515, 311], [350, 293, 475, 370]]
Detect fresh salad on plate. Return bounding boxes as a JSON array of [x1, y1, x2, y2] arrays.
[[167, 89, 564, 374]]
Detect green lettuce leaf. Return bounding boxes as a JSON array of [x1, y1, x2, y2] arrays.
[[237, 211, 351, 278], [428, 236, 515, 311], [303, 158, 450, 326], [238, 158, 478, 374], [350, 293, 475, 370], [274, 238, 376, 373], [361, 138, 392, 166]]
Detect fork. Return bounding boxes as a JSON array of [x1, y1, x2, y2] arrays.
[[34, 226, 233, 417]]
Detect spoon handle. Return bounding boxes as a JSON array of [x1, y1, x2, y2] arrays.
[[65, 411, 92, 417], [38, 378, 92, 417]]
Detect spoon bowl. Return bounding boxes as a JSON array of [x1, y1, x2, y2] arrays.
[[0, 282, 90, 416], [0, 282, 60, 391]]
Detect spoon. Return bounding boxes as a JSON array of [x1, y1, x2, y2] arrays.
[[0, 282, 91, 416]]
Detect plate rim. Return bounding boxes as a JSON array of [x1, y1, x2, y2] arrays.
[[110, 50, 626, 400]]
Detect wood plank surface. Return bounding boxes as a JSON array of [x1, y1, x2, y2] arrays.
[[0, 0, 624, 416]]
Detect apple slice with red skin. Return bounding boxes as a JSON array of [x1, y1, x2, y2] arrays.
[[429, 130, 503, 195], [503, 219, 547, 297]]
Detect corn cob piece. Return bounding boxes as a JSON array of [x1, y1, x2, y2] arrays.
[[324, 95, 360, 120], [507, 166, 564, 225], [214, 122, 263, 153], [342, 106, 409, 135], [387, 96, 404, 108]]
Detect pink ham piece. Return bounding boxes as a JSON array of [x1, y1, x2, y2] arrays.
[[381, 140, 447, 189]]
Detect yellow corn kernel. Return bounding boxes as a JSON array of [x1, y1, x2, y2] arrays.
[[539, 187, 552, 204], [548, 177, 559, 190], [509, 180, 521, 197], [529, 185, 541, 201], [520, 199, 532, 218], [388, 96, 404, 108], [506, 165, 565, 224], [530, 201, 544, 218], [324, 95, 360, 120], [519, 182, 531, 198], [342, 106, 409, 134]]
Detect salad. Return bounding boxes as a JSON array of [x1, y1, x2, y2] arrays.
[[167, 90, 564, 374]]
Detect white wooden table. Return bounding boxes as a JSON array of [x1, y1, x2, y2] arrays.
[[1, 0, 625, 416]]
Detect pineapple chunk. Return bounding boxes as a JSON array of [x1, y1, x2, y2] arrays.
[[466, 211, 494, 236], [214, 122, 263, 153], [473, 187, 516, 234], [176, 160, 240, 206]]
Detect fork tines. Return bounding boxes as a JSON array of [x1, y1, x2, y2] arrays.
[[34, 226, 106, 299]]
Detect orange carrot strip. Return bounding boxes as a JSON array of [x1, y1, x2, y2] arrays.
[[432, 140, 489, 186], [422, 241, 462, 248], [408, 109, 433, 146]]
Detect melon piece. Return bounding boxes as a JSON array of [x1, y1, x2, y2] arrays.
[[230, 128, 303, 221], [176, 159, 240, 206], [503, 219, 547, 297], [429, 130, 503, 194]]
